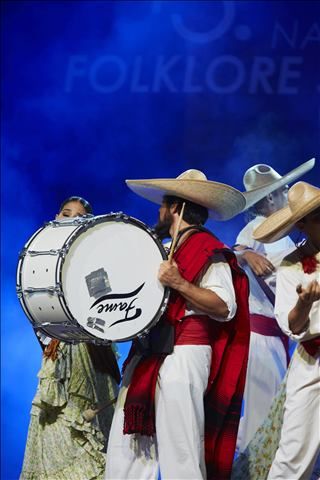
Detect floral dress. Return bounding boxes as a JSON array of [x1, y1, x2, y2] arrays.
[[20, 342, 119, 480], [231, 368, 288, 479]]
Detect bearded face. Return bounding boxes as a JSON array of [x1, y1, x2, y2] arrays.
[[153, 204, 174, 240]]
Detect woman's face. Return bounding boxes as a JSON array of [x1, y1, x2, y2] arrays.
[[56, 201, 87, 219]]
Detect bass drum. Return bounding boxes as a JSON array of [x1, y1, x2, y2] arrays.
[[17, 213, 170, 343]]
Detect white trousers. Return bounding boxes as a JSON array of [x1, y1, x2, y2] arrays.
[[236, 332, 287, 452], [105, 345, 212, 480], [267, 345, 320, 480]]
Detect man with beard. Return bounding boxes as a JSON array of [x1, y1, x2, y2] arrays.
[[104, 169, 250, 480]]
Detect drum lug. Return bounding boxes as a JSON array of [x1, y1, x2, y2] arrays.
[[112, 211, 126, 221], [58, 247, 69, 258], [19, 285, 63, 296], [27, 249, 61, 256], [49, 216, 93, 228]]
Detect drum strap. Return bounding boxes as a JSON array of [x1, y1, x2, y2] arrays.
[[86, 343, 121, 384]]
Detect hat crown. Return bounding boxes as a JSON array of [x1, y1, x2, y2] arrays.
[[243, 164, 282, 192], [177, 169, 207, 181], [288, 181, 320, 215]]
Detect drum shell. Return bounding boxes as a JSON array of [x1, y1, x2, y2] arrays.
[[17, 214, 169, 343]]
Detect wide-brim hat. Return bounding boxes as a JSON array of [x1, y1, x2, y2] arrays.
[[253, 181, 320, 243], [126, 169, 246, 221], [242, 158, 315, 210]]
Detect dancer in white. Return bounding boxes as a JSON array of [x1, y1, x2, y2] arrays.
[[254, 181, 320, 480], [235, 159, 314, 452]]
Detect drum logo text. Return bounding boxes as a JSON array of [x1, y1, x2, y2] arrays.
[[90, 283, 145, 327]]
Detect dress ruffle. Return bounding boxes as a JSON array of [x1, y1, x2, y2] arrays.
[[21, 342, 119, 480]]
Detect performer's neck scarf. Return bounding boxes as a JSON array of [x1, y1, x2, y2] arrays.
[[123, 229, 250, 480]]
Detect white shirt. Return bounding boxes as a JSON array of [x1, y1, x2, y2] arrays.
[[164, 240, 236, 322], [185, 252, 236, 322], [236, 216, 295, 317], [275, 246, 320, 342]]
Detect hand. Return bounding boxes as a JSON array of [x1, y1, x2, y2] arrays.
[[242, 250, 275, 276], [158, 260, 186, 290], [296, 280, 320, 306]]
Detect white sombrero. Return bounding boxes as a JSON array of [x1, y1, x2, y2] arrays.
[[126, 169, 246, 221], [253, 182, 320, 243], [242, 158, 315, 210]]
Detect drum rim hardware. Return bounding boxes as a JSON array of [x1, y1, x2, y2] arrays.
[[17, 212, 170, 343]]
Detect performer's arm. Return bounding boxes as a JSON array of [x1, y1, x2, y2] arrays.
[[158, 258, 234, 320], [288, 280, 320, 334], [234, 217, 274, 276], [275, 262, 320, 340], [234, 246, 274, 276]]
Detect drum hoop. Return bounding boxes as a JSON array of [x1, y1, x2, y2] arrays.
[[59, 213, 171, 342], [35, 324, 110, 345], [18, 213, 170, 343], [60, 212, 169, 261]]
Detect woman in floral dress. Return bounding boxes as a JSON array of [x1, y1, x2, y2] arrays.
[[20, 197, 120, 480]]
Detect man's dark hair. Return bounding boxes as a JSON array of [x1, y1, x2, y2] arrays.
[[163, 195, 208, 225], [59, 196, 93, 215]]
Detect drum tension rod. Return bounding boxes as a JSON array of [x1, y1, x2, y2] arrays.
[[17, 285, 63, 296], [27, 249, 62, 256]]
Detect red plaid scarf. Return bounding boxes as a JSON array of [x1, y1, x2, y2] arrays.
[[123, 230, 250, 479]]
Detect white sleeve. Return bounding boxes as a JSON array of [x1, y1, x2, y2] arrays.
[[236, 217, 266, 252], [199, 253, 237, 322], [274, 264, 308, 341]]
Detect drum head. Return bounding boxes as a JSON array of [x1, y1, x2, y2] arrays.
[[62, 215, 168, 342]]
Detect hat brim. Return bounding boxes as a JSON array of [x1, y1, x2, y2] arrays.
[[126, 178, 246, 221], [253, 195, 320, 243], [243, 158, 315, 210]]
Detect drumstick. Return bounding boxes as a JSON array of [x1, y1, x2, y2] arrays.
[[82, 396, 118, 422], [168, 202, 186, 263]]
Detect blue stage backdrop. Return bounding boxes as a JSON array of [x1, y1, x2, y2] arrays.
[[2, 1, 319, 478]]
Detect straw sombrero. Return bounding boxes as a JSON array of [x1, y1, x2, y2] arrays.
[[242, 158, 315, 210], [253, 182, 320, 243], [126, 169, 246, 221]]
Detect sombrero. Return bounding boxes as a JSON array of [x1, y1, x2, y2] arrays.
[[126, 169, 246, 221], [242, 158, 315, 210], [253, 182, 320, 243]]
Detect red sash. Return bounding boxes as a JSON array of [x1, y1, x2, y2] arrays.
[[250, 313, 290, 366], [175, 315, 211, 345], [302, 336, 320, 357], [123, 231, 250, 480]]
